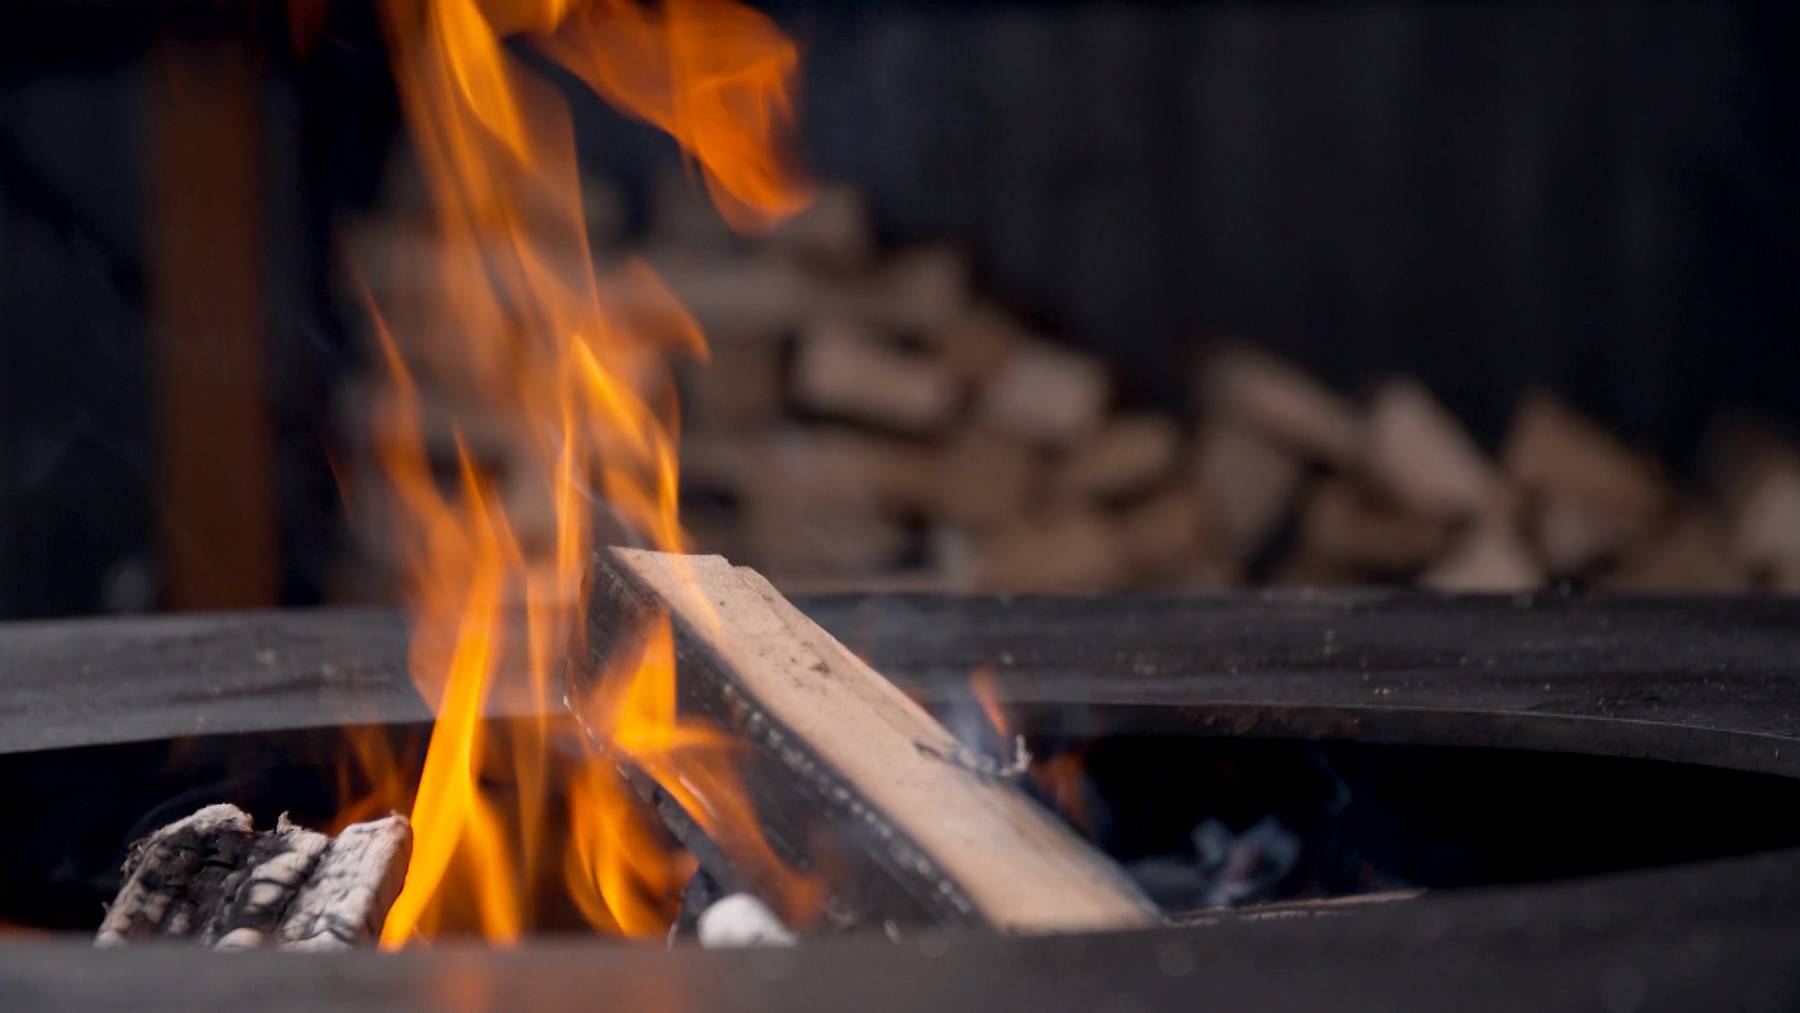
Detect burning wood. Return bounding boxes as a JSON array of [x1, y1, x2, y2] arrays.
[[96, 805, 409, 950], [574, 548, 1159, 934]]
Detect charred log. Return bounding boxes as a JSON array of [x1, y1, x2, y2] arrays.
[[96, 804, 409, 950]]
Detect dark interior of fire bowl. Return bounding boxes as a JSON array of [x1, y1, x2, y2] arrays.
[[3, 720, 1799, 935]]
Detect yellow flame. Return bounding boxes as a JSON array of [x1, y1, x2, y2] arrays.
[[344, 0, 813, 944]]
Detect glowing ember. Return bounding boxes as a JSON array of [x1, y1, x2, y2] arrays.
[[339, 0, 812, 944]]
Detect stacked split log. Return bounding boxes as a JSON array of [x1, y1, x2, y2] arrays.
[[338, 172, 1800, 595]]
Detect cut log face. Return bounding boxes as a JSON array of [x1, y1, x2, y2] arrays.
[[755, 427, 945, 514], [971, 509, 1133, 593], [979, 341, 1111, 447], [825, 246, 971, 335], [792, 319, 959, 434], [97, 805, 410, 950], [575, 549, 1159, 934]]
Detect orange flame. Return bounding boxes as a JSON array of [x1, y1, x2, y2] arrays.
[[345, 0, 812, 944], [970, 667, 1095, 834]]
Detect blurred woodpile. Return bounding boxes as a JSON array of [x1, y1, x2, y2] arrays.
[[339, 175, 1800, 595]]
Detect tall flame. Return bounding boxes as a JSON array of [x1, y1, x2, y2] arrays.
[[346, 0, 812, 943]]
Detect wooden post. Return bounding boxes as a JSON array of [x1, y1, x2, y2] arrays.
[[147, 33, 278, 609]]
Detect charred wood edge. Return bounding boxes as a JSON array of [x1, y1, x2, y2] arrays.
[[95, 804, 410, 950], [1166, 889, 1425, 928], [747, 571, 1158, 930], [914, 734, 1032, 781], [574, 563, 968, 931], [572, 548, 1160, 934]]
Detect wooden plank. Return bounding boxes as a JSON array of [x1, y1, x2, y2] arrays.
[[575, 548, 1158, 933], [148, 36, 278, 610]]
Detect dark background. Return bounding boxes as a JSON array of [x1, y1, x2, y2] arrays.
[[2, 1, 1797, 617]]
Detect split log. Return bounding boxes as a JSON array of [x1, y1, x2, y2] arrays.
[[1054, 415, 1182, 501], [1198, 346, 1365, 467], [1366, 379, 1513, 520], [645, 246, 970, 343], [792, 319, 958, 434], [816, 246, 972, 336], [1117, 488, 1206, 576], [1602, 513, 1749, 593], [685, 428, 942, 517], [1703, 421, 1800, 577], [681, 339, 785, 431], [1503, 391, 1670, 514], [1297, 479, 1447, 576], [969, 508, 1134, 593], [641, 250, 809, 343], [935, 429, 1038, 528], [925, 303, 1024, 381], [1732, 465, 1800, 578], [1422, 520, 1545, 593], [1530, 494, 1652, 576], [754, 427, 945, 514], [96, 805, 410, 950], [978, 341, 1111, 447], [575, 549, 1158, 933], [764, 182, 875, 269], [1193, 423, 1304, 560], [743, 501, 910, 578]]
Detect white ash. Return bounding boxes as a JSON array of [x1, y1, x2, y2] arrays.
[[696, 893, 796, 948], [96, 803, 410, 950]]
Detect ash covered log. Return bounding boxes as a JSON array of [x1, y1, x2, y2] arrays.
[[96, 804, 410, 950], [574, 548, 1158, 934]]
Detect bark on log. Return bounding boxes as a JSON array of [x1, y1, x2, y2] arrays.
[[96, 804, 410, 950], [573, 548, 1159, 935]]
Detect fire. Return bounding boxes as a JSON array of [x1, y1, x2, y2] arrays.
[[970, 668, 1095, 833], [341, 0, 812, 943]]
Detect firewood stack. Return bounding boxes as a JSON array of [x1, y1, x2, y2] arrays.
[[338, 173, 1800, 595]]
